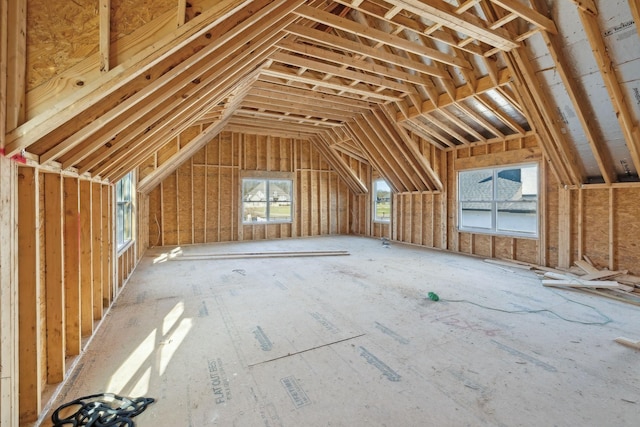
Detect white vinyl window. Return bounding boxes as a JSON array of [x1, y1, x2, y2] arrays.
[[374, 179, 391, 223], [458, 164, 538, 237], [116, 172, 134, 249], [242, 178, 293, 223]]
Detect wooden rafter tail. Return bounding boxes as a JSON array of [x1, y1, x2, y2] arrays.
[[5, 0, 26, 133]]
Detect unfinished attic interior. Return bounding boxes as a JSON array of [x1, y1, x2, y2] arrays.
[[1, 0, 640, 425]]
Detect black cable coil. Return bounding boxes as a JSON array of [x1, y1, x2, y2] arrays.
[[51, 393, 155, 427]]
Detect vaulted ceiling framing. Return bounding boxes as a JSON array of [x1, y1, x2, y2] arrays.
[[2, 0, 639, 194]]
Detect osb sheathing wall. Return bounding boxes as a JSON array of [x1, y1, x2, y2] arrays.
[[146, 131, 365, 246], [391, 133, 640, 275], [15, 167, 121, 423]]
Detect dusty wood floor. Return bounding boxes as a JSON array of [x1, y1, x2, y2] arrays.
[[43, 236, 639, 426]]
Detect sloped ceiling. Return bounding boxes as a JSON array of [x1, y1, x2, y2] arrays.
[[2, 0, 639, 193]]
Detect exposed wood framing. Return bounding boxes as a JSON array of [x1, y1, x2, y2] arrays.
[[63, 177, 81, 356], [79, 181, 93, 336], [5, 0, 26, 131], [530, 0, 615, 184], [91, 182, 103, 322], [4, 0, 255, 156], [44, 173, 65, 383], [631, 1, 640, 38], [17, 166, 41, 423], [99, 0, 110, 72], [579, 8, 640, 175]]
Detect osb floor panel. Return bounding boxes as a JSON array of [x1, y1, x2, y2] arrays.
[[43, 236, 639, 426]]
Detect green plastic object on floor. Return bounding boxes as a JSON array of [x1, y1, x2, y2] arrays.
[[427, 292, 439, 301]]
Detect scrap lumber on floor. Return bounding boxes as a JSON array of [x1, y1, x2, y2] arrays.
[[173, 250, 350, 260], [615, 337, 640, 350], [484, 256, 640, 305]]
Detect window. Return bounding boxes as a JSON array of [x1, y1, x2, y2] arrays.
[[116, 172, 134, 249], [374, 179, 391, 222], [242, 178, 293, 223], [458, 164, 538, 237]]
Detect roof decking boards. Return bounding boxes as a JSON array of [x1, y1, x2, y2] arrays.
[[2, 0, 639, 189]]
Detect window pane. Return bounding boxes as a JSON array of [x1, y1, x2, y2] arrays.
[[116, 203, 124, 246], [243, 201, 267, 222], [269, 201, 291, 221], [497, 201, 537, 234], [374, 180, 391, 222], [122, 173, 131, 201], [458, 170, 493, 201], [460, 201, 492, 229], [243, 179, 266, 202], [124, 203, 132, 241]]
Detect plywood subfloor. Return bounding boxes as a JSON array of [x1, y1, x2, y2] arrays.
[[43, 236, 639, 426]]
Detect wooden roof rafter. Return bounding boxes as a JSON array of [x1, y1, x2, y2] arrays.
[[41, 1, 293, 169], [578, 5, 640, 178], [479, 1, 583, 186], [530, 0, 615, 184], [5, 0, 257, 158], [69, 3, 299, 179]]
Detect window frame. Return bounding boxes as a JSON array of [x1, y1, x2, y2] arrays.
[[241, 173, 294, 224], [373, 178, 392, 223], [457, 163, 539, 238], [115, 171, 135, 252]]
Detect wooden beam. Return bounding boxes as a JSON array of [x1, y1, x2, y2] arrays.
[[5, 0, 26, 130], [564, 0, 597, 15], [579, 8, 640, 174], [99, 0, 110, 72], [630, 0, 640, 39], [557, 188, 571, 268], [313, 136, 368, 194], [17, 166, 41, 423], [362, 110, 431, 191], [270, 51, 411, 92], [79, 181, 93, 336], [63, 177, 81, 356], [44, 173, 65, 383], [177, 0, 187, 27], [489, 0, 557, 33], [101, 185, 111, 307], [382, 105, 444, 191], [276, 38, 435, 87], [262, 66, 402, 102], [92, 183, 103, 322], [530, 0, 615, 184], [4, 0, 254, 156], [402, 68, 512, 120], [385, 0, 519, 50], [285, 23, 450, 79], [0, 0, 7, 147], [509, 47, 584, 184], [293, 5, 471, 69], [42, 0, 291, 166]]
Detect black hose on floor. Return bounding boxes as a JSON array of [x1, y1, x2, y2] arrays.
[[51, 393, 155, 427]]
